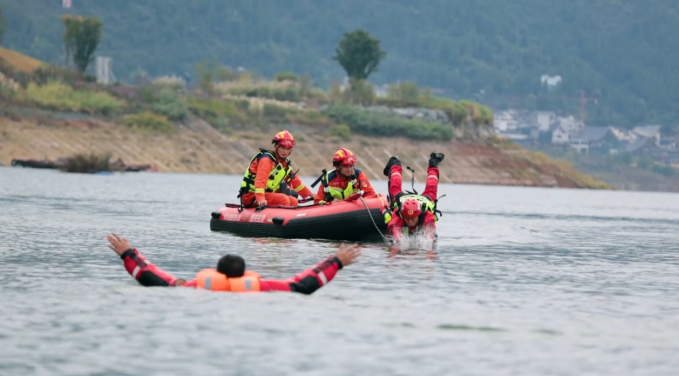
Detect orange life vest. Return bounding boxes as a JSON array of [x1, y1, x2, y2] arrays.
[[195, 269, 261, 292]]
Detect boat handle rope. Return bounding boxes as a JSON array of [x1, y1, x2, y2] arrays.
[[359, 196, 387, 240]]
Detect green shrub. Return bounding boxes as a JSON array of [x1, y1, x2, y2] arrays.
[[149, 87, 188, 121], [652, 164, 675, 176], [637, 156, 654, 169], [151, 75, 185, 91], [287, 109, 330, 125], [263, 103, 288, 118], [386, 81, 420, 101], [419, 96, 469, 125], [25, 81, 124, 115], [343, 79, 375, 105], [31, 66, 87, 86], [222, 82, 302, 102], [459, 100, 493, 125], [124, 111, 175, 133], [374, 97, 420, 108], [375, 92, 492, 126], [186, 97, 247, 126], [274, 72, 298, 82], [59, 152, 111, 173], [324, 104, 453, 141], [329, 124, 351, 141]]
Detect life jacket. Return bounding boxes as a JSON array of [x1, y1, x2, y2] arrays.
[[195, 269, 262, 292], [384, 193, 438, 225], [238, 149, 294, 202], [322, 169, 362, 201]]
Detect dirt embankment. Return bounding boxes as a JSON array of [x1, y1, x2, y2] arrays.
[[0, 116, 606, 188]]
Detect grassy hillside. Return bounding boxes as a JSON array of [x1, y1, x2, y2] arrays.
[[2, 1, 678, 127], [0, 46, 45, 73]]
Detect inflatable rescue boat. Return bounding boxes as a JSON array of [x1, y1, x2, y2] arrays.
[[210, 196, 389, 241]]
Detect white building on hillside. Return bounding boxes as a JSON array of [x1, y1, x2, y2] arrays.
[[533, 111, 556, 132], [551, 116, 584, 145], [552, 124, 570, 144], [632, 125, 661, 146], [493, 111, 518, 132]]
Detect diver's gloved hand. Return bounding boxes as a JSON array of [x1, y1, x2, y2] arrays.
[[381, 208, 392, 224], [428, 152, 445, 168], [383, 156, 401, 177]]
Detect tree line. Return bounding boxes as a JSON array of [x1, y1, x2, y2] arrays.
[[2, 0, 678, 127]]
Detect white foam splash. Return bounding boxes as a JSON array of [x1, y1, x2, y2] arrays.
[[387, 232, 437, 251]]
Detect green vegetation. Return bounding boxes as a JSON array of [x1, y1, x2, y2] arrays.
[[2, 44, 487, 141], [540, 147, 677, 182], [324, 104, 453, 141], [221, 80, 302, 102], [61, 15, 102, 72], [59, 152, 111, 173], [142, 86, 188, 121], [2, 1, 676, 126], [329, 124, 351, 141], [333, 29, 386, 81], [0, 5, 7, 45], [186, 96, 248, 129], [24, 81, 123, 114], [378, 81, 494, 126], [523, 151, 612, 190], [0, 46, 45, 73], [274, 72, 297, 82], [123, 111, 175, 133], [262, 103, 288, 119]]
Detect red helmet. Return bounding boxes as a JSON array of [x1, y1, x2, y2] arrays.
[[400, 198, 422, 218], [272, 130, 296, 148], [332, 148, 357, 166]]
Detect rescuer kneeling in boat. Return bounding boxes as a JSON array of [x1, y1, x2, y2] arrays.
[[382, 153, 445, 238], [239, 130, 315, 208], [107, 234, 360, 294], [313, 148, 377, 204]]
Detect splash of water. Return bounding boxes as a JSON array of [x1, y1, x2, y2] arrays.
[[387, 232, 437, 251]]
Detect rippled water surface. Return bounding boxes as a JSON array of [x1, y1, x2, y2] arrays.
[[1, 167, 679, 375]]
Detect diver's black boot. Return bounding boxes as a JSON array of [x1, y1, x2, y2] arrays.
[[428, 153, 445, 168], [383, 156, 401, 176]]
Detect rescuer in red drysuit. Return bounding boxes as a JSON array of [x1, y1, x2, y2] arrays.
[[107, 234, 360, 294], [382, 153, 445, 238]]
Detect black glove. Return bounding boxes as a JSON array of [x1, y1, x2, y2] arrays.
[[383, 156, 401, 177], [429, 152, 445, 168]]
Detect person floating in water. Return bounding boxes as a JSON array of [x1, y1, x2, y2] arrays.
[[382, 153, 444, 239], [107, 234, 360, 294]]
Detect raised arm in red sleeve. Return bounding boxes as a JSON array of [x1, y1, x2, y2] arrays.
[[120, 248, 194, 287], [259, 256, 343, 294]]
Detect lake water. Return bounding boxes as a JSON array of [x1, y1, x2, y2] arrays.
[[1, 167, 678, 376]]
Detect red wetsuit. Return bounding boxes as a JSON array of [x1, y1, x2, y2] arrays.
[[387, 164, 439, 237], [119, 248, 343, 294]]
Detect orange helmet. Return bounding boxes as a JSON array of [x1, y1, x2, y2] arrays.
[[272, 130, 295, 148], [400, 198, 422, 218], [332, 148, 357, 166]]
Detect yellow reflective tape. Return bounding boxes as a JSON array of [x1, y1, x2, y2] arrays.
[[254, 188, 265, 193], [293, 184, 305, 192]]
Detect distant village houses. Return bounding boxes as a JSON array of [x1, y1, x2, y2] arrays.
[[492, 110, 679, 167]]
